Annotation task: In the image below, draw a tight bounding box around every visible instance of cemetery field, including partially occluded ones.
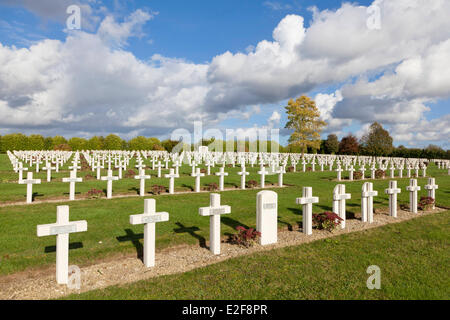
[0,154,449,278]
[64,210,450,300]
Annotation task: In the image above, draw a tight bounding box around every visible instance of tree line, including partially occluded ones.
[0,131,448,159]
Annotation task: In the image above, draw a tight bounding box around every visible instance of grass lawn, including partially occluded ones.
[0,154,449,278]
[63,211,450,300]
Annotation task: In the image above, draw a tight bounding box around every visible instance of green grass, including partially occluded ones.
[0,154,449,277]
[63,211,450,300]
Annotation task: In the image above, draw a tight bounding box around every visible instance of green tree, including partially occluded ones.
[338,134,359,155]
[284,95,327,156]
[87,136,104,150]
[44,137,54,150]
[68,137,88,151]
[324,134,339,154]
[52,136,68,149]
[1,133,28,151]
[161,139,179,152]
[104,134,123,150]
[27,134,45,150]
[128,136,151,150]
[360,122,393,156]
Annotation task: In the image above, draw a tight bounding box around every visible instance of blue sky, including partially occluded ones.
[0,0,448,149]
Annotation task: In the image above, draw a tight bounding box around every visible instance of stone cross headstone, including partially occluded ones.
[276,166,285,187]
[19,172,41,204]
[192,168,205,193]
[155,161,163,178]
[296,187,319,235]
[43,163,55,182]
[336,166,343,181]
[385,180,401,218]
[332,184,351,229]
[37,205,87,284]
[348,166,355,181]
[199,193,231,255]
[237,165,249,190]
[17,162,28,182]
[256,191,278,245]
[129,199,169,267]
[134,169,151,197]
[94,161,104,180]
[258,166,269,188]
[62,171,83,201]
[215,167,228,191]
[164,169,179,194]
[101,169,119,199]
[361,182,378,223]
[406,178,421,214]
[424,178,438,210]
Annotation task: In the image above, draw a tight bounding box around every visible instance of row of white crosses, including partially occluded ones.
[297,178,439,234]
[37,190,282,286]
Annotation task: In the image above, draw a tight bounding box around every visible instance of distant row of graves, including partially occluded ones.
[4,149,448,287]
[7,149,450,203]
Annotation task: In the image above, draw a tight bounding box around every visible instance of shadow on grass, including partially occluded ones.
[31,192,44,201]
[128,187,142,195]
[287,207,302,216]
[116,229,143,261]
[222,216,249,230]
[45,242,83,253]
[173,222,206,248]
[181,184,194,192]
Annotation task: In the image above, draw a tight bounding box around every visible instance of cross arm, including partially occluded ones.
[37,220,87,237]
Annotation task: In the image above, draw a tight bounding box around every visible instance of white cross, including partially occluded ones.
[215,167,228,191]
[115,161,126,179]
[172,161,181,175]
[164,169,179,194]
[17,162,28,182]
[296,187,319,235]
[336,166,343,181]
[275,166,285,187]
[361,182,378,223]
[154,161,163,178]
[332,184,351,228]
[348,166,355,181]
[406,178,421,214]
[389,164,396,178]
[135,161,146,172]
[205,161,212,175]
[43,163,56,182]
[101,169,119,199]
[258,166,269,188]
[93,161,104,180]
[191,168,205,193]
[199,193,231,255]
[130,199,169,267]
[37,205,87,284]
[424,178,438,210]
[19,172,41,204]
[385,180,401,218]
[359,165,366,180]
[237,165,249,190]
[134,168,151,197]
[69,163,81,175]
[62,171,83,201]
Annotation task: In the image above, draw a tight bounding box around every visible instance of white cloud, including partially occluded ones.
[0,0,448,148]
